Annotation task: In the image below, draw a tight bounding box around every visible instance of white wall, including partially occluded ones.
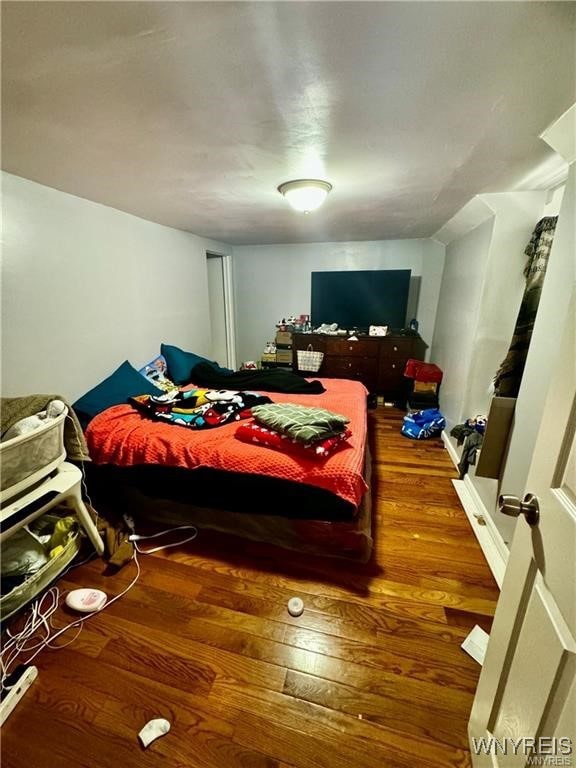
[1,173,231,401]
[463,192,550,420]
[232,239,445,364]
[431,217,495,431]
[501,173,573,499]
[431,187,562,546]
[431,192,548,428]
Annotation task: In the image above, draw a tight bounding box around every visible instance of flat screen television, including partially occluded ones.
[311,269,411,331]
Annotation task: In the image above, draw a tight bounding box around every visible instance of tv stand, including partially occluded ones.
[292,333,427,405]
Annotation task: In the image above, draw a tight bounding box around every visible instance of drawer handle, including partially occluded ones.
[348,362,352,368]
[349,345,353,351]
[392,364,396,369]
[393,346,398,352]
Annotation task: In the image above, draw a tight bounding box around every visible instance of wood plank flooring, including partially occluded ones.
[1,406,499,767]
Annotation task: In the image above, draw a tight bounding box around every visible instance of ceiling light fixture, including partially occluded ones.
[277,179,332,213]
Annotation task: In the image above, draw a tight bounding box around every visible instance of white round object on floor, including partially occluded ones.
[287,597,304,617]
[65,588,107,613]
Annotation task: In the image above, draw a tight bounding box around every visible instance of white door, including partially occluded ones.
[206,253,230,368]
[468,287,576,766]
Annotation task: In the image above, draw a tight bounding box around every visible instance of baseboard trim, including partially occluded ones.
[443,430,508,589]
[452,478,508,589]
[442,431,460,469]
[464,474,510,567]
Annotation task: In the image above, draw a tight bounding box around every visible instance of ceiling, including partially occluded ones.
[2,2,575,245]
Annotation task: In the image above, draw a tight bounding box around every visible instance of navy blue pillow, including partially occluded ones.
[161,343,232,385]
[73,360,159,428]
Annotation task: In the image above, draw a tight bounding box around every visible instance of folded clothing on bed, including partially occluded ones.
[236,422,351,460]
[251,403,349,445]
[130,388,272,430]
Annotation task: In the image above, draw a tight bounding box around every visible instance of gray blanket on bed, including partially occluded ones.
[1,395,90,462]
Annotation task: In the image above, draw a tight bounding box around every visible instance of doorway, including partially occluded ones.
[206,252,236,369]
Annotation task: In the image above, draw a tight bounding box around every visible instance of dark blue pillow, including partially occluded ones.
[161,343,232,384]
[73,360,159,428]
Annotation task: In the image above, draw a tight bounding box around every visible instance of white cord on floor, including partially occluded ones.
[0,552,141,693]
[129,524,198,554]
[1,517,198,692]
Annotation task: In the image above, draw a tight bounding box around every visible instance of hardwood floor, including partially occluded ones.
[2,407,499,768]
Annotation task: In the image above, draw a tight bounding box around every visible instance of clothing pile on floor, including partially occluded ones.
[450,415,487,478]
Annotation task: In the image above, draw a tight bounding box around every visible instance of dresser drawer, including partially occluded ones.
[378,358,405,387]
[379,339,412,359]
[326,339,377,358]
[324,357,377,382]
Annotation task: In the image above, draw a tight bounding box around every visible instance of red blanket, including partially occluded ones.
[235,422,352,459]
[86,378,369,510]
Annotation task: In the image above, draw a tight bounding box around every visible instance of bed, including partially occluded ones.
[84,377,373,561]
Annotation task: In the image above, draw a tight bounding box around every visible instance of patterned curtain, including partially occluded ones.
[493,216,558,397]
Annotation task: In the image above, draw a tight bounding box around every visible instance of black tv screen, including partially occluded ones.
[311,269,411,330]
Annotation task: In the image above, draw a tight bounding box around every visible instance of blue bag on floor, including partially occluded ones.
[401,408,446,439]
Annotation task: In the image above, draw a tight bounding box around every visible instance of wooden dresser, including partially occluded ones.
[292,333,427,403]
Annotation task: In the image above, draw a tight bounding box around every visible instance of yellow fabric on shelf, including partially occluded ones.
[48,516,77,558]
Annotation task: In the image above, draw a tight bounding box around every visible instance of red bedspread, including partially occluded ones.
[85,378,369,510]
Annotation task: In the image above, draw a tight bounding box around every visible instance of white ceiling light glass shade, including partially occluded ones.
[277,179,333,213]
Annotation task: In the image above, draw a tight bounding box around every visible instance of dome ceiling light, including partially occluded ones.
[277,179,333,213]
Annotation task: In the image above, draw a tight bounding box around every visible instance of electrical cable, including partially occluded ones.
[0,552,141,693]
[1,513,197,692]
[129,525,198,554]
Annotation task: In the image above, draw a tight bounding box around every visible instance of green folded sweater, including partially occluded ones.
[251,403,349,445]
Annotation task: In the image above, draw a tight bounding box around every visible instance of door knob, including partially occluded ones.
[498,493,540,526]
